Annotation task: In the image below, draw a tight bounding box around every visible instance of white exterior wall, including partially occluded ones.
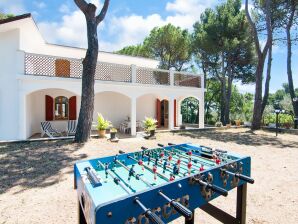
[94,92,130,128]
[0,29,20,140]
[0,16,205,140]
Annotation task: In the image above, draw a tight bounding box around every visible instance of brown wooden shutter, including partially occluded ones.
[156,99,161,128]
[45,95,54,121]
[55,59,70,77]
[174,99,177,127]
[69,96,77,120]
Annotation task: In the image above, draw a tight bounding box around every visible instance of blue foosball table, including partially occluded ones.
[74,143,254,224]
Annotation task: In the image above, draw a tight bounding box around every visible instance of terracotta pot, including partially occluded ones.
[98,129,106,138]
[236,120,241,126]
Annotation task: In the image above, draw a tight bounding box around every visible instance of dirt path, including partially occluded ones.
[0,128,297,223]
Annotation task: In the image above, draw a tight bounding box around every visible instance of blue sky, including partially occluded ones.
[0,0,297,94]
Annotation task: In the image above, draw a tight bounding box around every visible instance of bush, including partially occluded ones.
[96,113,111,130]
[264,113,294,128]
[215,121,222,127]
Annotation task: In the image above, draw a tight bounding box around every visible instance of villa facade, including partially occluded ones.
[0,14,205,141]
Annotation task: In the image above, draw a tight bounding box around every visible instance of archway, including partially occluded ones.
[180,97,200,125]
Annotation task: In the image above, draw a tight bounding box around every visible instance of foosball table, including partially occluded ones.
[74,143,254,224]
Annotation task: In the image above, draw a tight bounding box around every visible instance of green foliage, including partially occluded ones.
[110,128,117,133]
[181,97,199,124]
[0,13,14,20]
[116,44,151,58]
[264,113,294,128]
[215,121,223,127]
[96,113,111,130]
[142,117,157,132]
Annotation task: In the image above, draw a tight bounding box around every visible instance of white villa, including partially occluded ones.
[0,14,205,141]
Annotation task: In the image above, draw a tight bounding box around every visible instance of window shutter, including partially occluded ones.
[156,99,161,128]
[45,95,54,121]
[174,99,177,127]
[69,96,77,120]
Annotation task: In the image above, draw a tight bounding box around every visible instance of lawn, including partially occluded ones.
[0,128,297,223]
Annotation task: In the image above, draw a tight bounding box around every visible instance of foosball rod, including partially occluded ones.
[221,169,255,184]
[192,176,228,197]
[157,144,212,167]
[140,149,188,177]
[127,155,170,181]
[134,197,165,224]
[165,143,217,165]
[144,150,202,176]
[97,160,132,194]
[118,152,193,219]
[114,158,153,187]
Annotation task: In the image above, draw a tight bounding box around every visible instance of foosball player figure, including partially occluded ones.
[138,159,144,171]
[104,163,109,179]
[199,164,204,172]
[160,151,164,163]
[173,164,179,175]
[177,157,181,170]
[170,174,175,182]
[163,161,167,174]
[167,153,173,168]
[147,154,151,165]
[155,158,159,166]
[213,155,221,165]
[128,165,135,181]
[187,158,192,175]
[152,165,157,181]
[187,151,192,157]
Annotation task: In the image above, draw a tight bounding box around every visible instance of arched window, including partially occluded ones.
[54,96,69,120]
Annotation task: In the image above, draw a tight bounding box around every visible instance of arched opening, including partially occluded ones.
[26,88,79,138]
[180,97,200,125]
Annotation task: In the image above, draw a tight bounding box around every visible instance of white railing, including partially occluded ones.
[24,52,202,88]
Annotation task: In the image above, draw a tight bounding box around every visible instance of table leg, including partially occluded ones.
[185,210,195,224]
[236,183,247,224]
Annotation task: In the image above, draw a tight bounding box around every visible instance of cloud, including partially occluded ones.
[0,0,26,14]
[38,0,217,51]
[33,1,46,9]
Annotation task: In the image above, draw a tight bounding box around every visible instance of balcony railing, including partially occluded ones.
[24,52,202,88]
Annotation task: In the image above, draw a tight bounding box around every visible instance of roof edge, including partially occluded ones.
[0,13,31,25]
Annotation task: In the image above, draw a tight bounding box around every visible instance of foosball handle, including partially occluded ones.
[235,173,255,184]
[168,143,176,146]
[85,167,101,187]
[119,150,126,154]
[141,146,148,150]
[207,183,228,197]
[157,143,165,147]
[170,200,193,220]
[145,210,164,224]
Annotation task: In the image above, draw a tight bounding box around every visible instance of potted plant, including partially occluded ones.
[235,119,241,127]
[96,113,111,138]
[143,117,157,137]
[110,128,117,139]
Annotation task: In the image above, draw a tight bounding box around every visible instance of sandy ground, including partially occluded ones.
[0,128,297,224]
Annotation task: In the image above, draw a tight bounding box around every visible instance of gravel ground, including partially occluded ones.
[0,128,297,224]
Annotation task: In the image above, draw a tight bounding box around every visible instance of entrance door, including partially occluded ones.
[160,100,168,128]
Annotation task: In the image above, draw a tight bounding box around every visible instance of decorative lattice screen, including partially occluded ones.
[174,73,201,88]
[95,62,132,82]
[136,67,170,85]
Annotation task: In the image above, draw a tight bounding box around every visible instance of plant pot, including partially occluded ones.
[98,129,106,138]
[110,132,116,139]
[226,124,231,128]
[235,120,241,126]
[149,129,155,137]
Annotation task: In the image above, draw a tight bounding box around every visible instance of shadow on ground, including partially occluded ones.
[176,129,297,148]
[0,140,87,194]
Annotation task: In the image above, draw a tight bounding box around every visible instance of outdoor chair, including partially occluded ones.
[41,121,62,138]
[67,120,77,136]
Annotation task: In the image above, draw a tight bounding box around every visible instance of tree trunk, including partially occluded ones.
[286,5,298,121]
[224,66,233,125]
[252,55,266,130]
[220,52,226,125]
[261,44,272,115]
[75,19,98,143]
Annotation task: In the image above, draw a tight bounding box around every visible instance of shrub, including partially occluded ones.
[215,121,222,127]
[96,113,111,130]
[143,117,157,132]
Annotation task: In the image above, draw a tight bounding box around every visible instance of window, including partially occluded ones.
[55,59,70,77]
[54,96,69,120]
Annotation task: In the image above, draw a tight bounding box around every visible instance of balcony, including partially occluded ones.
[24,52,202,88]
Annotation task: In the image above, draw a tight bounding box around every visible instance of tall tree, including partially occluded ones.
[0,13,14,20]
[245,0,273,129]
[193,0,256,125]
[116,44,151,58]
[143,24,192,71]
[74,0,110,143]
[284,0,298,127]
